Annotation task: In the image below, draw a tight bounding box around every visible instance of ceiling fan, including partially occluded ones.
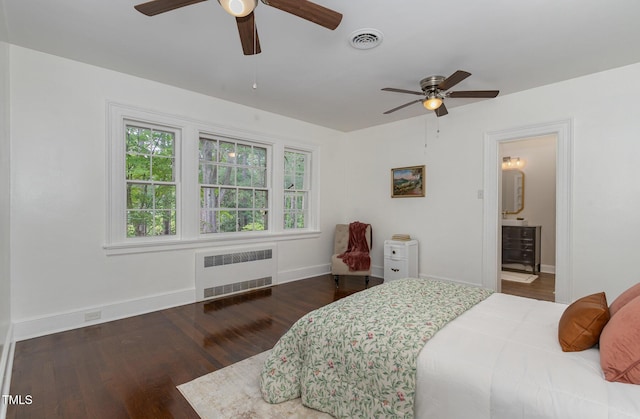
[381,70,499,117]
[133,0,342,55]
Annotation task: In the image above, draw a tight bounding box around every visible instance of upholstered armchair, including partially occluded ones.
[331,222,372,288]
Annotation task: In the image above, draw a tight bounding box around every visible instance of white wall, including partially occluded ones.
[347,62,640,302]
[8,44,640,339]
[346,114,486,287]
[0,40,11,411]
[9,46,348,339]
[501,136,556,269]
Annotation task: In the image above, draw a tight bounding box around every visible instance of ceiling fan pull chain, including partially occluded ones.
[424,115,428,154]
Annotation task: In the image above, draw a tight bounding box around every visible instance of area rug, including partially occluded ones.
[501,270,538,283]
[177,350,332,419]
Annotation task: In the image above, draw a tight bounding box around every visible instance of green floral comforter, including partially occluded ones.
[259,278,493,418]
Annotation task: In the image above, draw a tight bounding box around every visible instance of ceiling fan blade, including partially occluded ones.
[261,0,342,30]
[435,102,448,117]
[438,70,471,91]
[381,87,425,96]
[134,0,206,16]
[448,90,500,98]
[236,13,261,55]
[383,99,423,115]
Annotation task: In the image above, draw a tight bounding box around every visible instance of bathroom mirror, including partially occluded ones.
[502,169,524,214]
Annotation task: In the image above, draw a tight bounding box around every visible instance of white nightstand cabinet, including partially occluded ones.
[383,240,419,282]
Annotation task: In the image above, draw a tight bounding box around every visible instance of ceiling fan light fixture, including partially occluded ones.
[218,0,257,17]
[423,96,442,111]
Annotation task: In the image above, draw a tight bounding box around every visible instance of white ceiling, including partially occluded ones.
[2,0,640,132]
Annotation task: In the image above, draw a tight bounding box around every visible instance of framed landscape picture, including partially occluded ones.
[391,165,425,198]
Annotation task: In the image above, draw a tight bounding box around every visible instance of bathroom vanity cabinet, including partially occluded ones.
[502,225,541,273]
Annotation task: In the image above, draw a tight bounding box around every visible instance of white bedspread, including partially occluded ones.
[415,293,640,419]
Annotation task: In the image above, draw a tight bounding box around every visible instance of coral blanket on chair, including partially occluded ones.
[338,222,371,271]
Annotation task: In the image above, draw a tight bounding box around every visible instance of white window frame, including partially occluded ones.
[197,133,272,235]
[106,105,184,247]
[105,102,320,255]
[283,148,312,230]
[125,123,180,238]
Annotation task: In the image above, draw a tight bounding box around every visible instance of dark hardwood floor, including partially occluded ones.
[7,275,382,419]
[501,271,556,302]
[8,272,554,418]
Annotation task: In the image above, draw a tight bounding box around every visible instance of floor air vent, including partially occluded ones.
[195,245,277,302]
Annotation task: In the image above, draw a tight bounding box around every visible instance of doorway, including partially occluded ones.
[499,136,556,301]
[482,120,573,304]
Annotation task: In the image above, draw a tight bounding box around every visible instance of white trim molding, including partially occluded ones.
[12,289,194,341]
[1,324,14,419]
[105,101,322,255]
[483,119,573,303]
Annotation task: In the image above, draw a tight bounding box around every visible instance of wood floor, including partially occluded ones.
[8,272,553,418]
[501,270,556,302]
[7,275,382,419]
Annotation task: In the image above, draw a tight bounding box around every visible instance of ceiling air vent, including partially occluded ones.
[349,28,383,50]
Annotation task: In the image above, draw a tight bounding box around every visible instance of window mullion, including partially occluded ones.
[271,144,284,232]
[180,125,199,240]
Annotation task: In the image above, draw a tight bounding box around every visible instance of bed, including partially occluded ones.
[260,278,640,418]
[415,292,640,418]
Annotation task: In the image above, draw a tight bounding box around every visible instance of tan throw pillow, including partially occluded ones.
[600,295,640,384]
[558,292,610,352]
[609,282,640,318]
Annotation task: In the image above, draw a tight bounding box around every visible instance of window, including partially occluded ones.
[283,149,310,229]
[106,103,319,253]
[199,136,269,234]
[126,125,177,237]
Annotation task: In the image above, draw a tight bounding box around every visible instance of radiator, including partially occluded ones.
[195,244,278,302]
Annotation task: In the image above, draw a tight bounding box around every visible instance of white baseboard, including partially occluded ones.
[540,264,556,274]
[12,288,195,341]
[14,263,353,341]
[502,263,556,274]
[1,324,14,419]
[371,265,383,279]
[11,263,389,342]
[277,264,330,284]
[278,264,383,284]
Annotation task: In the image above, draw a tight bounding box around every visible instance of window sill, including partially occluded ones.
[104,230,321,256]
